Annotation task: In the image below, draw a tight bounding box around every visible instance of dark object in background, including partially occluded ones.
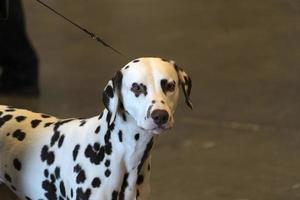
[0,0,9,20]
[0,0,39,95]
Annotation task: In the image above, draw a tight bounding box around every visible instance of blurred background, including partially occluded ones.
[1,0,300,199]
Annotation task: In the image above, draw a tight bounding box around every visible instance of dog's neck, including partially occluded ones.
[100,109,155,172]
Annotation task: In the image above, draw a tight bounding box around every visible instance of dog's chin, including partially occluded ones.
[140,126,172,134]
[137,119,174,134]
[152,127,171,134]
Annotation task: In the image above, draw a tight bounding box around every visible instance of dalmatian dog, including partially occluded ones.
[0,57,192,200]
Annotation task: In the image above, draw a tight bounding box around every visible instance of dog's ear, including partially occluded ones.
[102,71,123,125]
[171,61,193,110]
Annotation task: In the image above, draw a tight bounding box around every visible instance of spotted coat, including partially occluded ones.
[0,57,192,200]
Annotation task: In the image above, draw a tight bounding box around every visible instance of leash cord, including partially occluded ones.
[36,0,125,57]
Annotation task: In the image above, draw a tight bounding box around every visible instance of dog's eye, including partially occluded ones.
[161,79,176,94]
[131,83,142,92]
[166,82,175,92]
[131,83,147,97]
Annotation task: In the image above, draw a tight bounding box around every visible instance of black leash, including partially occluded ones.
[36,0,125,57]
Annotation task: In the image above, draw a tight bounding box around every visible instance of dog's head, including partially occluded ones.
[103,57,192,134]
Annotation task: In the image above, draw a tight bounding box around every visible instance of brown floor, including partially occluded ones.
[1,0,300,199]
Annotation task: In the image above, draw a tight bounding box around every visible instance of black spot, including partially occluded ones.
[118,130,123,142]
[91,177,101,188]
[105,159,110,167]
[76,169,86,184]
[41,114,51,118]
[104,130,112,155]
[152,100,156,104]
[136,189,140,198]
[44,122,54,127]
[134,133,140,141]
[76,187,91,200]
[12,129,26,141]
[108,122,115,131]
[133,59,140,63]
[141,83,148,96]
[55,167,60,179]
[60,181,66,197]
[42,179,57,200]
[41,145,55,165]
[51,119,74,147]
[50,174,56,183]
[93,142,100,151]
[31,119,42,128]
[119,173,128,200]
[138,138,154,173]
[105,169,111,177]
[44,169,49,178]
[15,116,26,122]
[98,112,103,120]
[124,65,130,69]
[4,173,12,182]
[0,114,13,127]
[74,164,86,184]
[6,133,10,136]
[79,120,86,127]
[74,164,82,173]
[161,100,165,104]
[13,159,22,171]
[146,105,154,119]
[136,175,144,185]
[25,196,32,200]
[50,130,60,147]
[58,135,65,148]
[71,188,73,198]
[148,164,151,171]
[84,143,105,165]
[73,145,80,161]
[112,190,119,200]
[106,111,112,124]
[95,126,101,134]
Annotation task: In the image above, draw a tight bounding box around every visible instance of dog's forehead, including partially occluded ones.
[121,58,178,83]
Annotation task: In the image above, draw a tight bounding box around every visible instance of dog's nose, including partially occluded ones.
[151,109,169,126]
